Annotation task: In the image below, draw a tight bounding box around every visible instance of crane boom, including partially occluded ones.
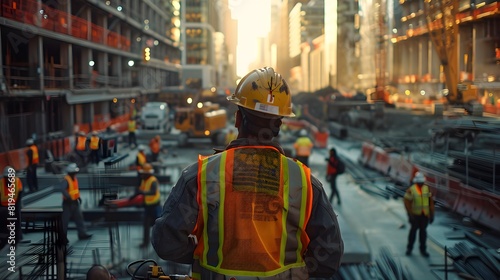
[423,0,459,103]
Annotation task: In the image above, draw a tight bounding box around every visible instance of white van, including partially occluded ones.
[140,102,171,132]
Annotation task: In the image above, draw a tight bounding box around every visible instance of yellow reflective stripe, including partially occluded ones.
[217,151,227,269]
[200,156,210,266]
[296,160,308,261]
[279,155,289,266]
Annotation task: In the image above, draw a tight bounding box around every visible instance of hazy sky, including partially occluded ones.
[229,0,271,77]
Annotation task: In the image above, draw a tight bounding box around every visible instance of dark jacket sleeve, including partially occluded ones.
[152,163,199,263]
[305,176,344,278]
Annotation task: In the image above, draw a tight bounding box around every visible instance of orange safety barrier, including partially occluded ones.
[314,131,328,148]
[359,142,375,167]
[388,154,416,186]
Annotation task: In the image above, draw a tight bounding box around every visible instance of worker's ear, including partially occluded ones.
[234,110,242,128]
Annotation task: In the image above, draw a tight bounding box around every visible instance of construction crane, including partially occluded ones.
[423,0,482,115]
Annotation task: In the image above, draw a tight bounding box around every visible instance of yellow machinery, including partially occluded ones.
[174,101,228,147]
[423,0,483,116]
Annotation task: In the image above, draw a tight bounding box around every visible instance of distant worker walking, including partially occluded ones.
[0,166,23,249]
[128,117,137,148]
[25,138,39,192]
[326,147,342,205]
[59,163,92,243]
[404,172,434,257]
[224,128,237,145]
[89,131,101,165]
[293,129,314,166]
[149,135,161,162]
[130,163,160,247]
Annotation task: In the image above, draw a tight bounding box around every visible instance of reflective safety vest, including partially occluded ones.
[137,152,146,170]
[90,136,100,150]
[405,184,431,216]
[128,120,136,132]
[294,137,313,156]
[76,136,87,151]
[64,175,80,201]
[29,145,39,164]
[139,176,160,205]
[193,146,313,278]
[1,177,22,207]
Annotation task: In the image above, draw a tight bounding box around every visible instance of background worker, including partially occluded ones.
[293,129,314,166]
[59,163,92,243]
[149,135,161,162]
[0,166,23,249]
[75,131,88,160]
[130,163,160,247]
[152,67,343,279]
[25,138,39,192]
[128,117,137,148]
[136,145,147,171]
[404,171,434,257]
[224,128,237,145]
[326,147,342,205]
[89,131,101,165]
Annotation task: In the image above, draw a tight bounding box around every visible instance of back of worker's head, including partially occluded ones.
[227,67,294,141]
[86,264,112,280]
[26,138,34,146]
[413,172,425,184]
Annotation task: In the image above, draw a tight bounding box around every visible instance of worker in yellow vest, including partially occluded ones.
[128,117,137,148]
[130,163,160,247]
[60,163,92,243]
[0,166,23,249]
[136,145,147,171]
[404,172,435,257]
[25,138,39,192]
[152,67,343,279]
[89,131,101,165]
[293,129,314,166]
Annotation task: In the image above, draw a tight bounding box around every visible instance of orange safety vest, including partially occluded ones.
[76,136,87,151]
[193,146,313,278]
[28,145,39,164]
[128,120,136,132]
[137,152,146,170]
[1,177,22,207]
[405,184,431,216]
[294,137,313,156]
[90,136,100,150]
[64,175,80,201]
[139,176,160,205]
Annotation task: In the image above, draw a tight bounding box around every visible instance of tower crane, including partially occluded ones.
[423,0,483,116]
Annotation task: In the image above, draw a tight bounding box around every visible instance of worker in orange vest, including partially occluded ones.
[75,131,88,159]
[89,131,101,165]
[130,163,160,247]
[0,166,24,249]
[25,138,39,192]
[404,172,435,257]
[59,163,92,243]
[152,67,343,279]
[293,129,314,166]
[149,135,161,162]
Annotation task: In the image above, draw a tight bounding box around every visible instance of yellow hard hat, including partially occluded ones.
[139,163,154,174]
[227,67,295,117]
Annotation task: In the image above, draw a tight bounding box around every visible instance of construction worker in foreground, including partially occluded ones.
[293,129,314,166]
[59,163,92,243]
[130,163,160,248]
[0,166,23,249]
[89,131,101,165]
[25,138,39,192]
[152,67,344,279]
[404,171,435,257]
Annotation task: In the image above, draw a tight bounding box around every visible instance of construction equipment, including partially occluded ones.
[174,101,227,147]
[423,0,483,116]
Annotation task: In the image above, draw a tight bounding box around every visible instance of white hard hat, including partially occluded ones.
[299,129,307,136]
[413,172,425,183]
[138,145,146,151]
[3,166,13,177]
[66,163,80,174]
[26,138,34,145]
